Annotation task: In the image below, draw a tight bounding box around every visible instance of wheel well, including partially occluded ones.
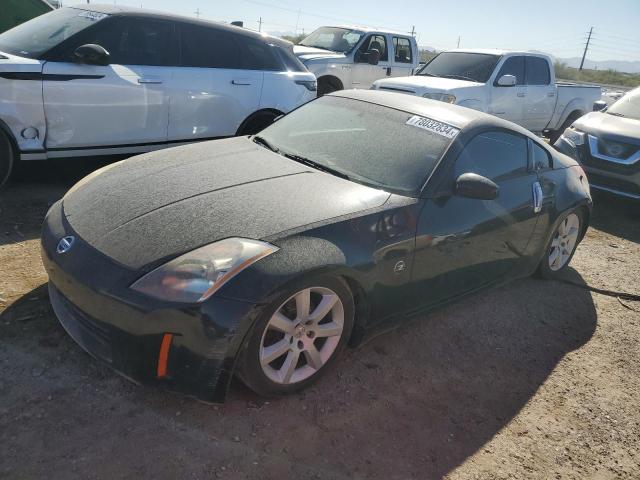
[0,118,19,157]
[576,205,591,242]
[318,75,343,91]
[564,110,584,127]
[340,274,370,346]
[236,108,284,136]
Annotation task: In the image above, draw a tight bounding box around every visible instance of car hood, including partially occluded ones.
[573,111,640,144]
[374,75,482,94]
[62,137,391,269]
[293,45,346,62]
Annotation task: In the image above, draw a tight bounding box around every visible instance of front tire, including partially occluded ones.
[0,130,15,189]
[537,209,584,279]
[237,274,354,397]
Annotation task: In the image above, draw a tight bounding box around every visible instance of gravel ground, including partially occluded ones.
[1,162,639,479]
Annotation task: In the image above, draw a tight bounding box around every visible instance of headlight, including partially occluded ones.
[130,238,279,303]
[561,127,585,147]
[423,93,456,104]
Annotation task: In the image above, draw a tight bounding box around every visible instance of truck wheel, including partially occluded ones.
[318,77,342,97]
[547,111,582,144]
[0,130,15,189]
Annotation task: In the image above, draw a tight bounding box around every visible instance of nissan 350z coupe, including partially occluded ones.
[42,90,592,401]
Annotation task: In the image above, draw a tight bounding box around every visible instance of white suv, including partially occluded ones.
[0,5,317,186]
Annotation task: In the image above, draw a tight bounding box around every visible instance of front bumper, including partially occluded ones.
[41,201,262,403]
[555,135,640,200]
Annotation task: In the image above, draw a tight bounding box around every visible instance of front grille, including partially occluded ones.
[49,285,113,363]
[587,172,640,196]
[583,136,640,174]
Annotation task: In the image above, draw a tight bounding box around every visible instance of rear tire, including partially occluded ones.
[536,209,585,279]
[0,130,15,189]
[317,77,342,96]
[237,111,280,136]
[237,274,354,397]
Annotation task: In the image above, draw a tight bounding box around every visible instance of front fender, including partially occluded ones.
[456,99,486,112]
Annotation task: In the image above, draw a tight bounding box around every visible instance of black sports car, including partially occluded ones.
[42,90,592,401]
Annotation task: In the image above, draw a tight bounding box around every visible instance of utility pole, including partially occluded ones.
[457,36,460,48]
[580,27,593,71]
[194,8,201,18]
[410,26,415,36]
[258,17,263,32]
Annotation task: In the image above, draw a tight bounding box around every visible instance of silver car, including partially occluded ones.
[555,87,640,201]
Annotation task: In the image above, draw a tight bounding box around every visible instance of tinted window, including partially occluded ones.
[275,46,307,72]
[259,96,456,195]
[607,87,640,121]
[356,34,388,62]
[299,27,363,53]
[393,37,412,63]
[0,7,108,58]
[240,38,281,71]
[455,131,528,181]
[417,52,500,83]
[181,24,241,69]
[526,56,550,85]
[532,142,552,169]
[496,56,525,85]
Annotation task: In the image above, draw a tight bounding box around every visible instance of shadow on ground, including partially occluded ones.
[0,267,597,479]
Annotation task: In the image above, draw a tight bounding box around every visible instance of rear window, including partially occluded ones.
[239,38,282,71]
[393,37,413,63]
[526,57,551,85]
[180,24,241,69]
[258,96,458,196]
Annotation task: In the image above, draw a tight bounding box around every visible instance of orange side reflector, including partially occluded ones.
[157,333,173,378]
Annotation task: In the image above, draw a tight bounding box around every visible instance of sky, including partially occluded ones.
[74,0,640,62]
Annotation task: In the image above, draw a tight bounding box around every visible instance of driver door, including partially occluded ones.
[410,130,540,310]
[42,16,175,150]
[489,56,526,126]
[351,34,391,89]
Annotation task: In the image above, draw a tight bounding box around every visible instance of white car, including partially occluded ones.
[293,26,419,95]
[373,49,601,141]
[0,5,317,186]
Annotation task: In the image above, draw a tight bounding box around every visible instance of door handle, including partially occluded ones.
[232,79,252,86]
[532,182,543,213]
[138,78,163,84]
[547,92,556,97]
[517,92,526,98]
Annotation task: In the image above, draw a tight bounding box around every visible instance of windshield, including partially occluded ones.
[299,27,363,53]
[607,88,640,121]
[0,7,107,59]
[257,96,457,196]
[417,52,501,83]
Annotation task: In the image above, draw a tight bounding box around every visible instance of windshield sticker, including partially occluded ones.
[77,11,108,21]
[406,116,460,139]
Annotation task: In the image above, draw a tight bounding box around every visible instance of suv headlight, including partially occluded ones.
[561,127,585,147]
[423,93,456,104]
[130,238,279,303]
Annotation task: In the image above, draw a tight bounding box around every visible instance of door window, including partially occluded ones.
[393,37,412,63]
[455,131,528,181]
[525,56,551,85]
[239,37,282,71]
[495,56,525,85]
[531,141,552,170]
[180,24,242,69]
[355,34,388,63]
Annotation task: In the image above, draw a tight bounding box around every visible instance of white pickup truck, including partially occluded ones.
[293,26,419,95]
[372,49,602,140]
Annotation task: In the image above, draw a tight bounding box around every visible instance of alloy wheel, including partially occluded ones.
[259,287,344,384]
[548,213,580,271]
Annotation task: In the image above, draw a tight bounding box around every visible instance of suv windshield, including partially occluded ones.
[417,52,501,83]
[607,88,640,122]
[257,96,456,196]
[299,27,363,53]
[0,7,107,59]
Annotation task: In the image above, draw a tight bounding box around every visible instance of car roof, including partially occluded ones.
[68,4,291,48]
[322,25,414,37]
[330,89,544,139]
[444,48,551,58]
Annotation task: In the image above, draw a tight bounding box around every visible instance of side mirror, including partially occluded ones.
[497,74,517,87]
[74,44,110,66]
[593,100,607,112]
[367,49,380,65]
[455,173,499,200]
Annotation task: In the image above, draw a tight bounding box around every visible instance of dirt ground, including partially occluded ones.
[1,161,639,479]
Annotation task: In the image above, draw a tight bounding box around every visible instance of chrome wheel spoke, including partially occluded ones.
[316,322,342,338]
[549,247,561,268]
[303,344,323,370]
[295,289,311,321]
[309,294,338,323]
[280,350,300,383]
[269,312,295,334]
[260,339,290,366]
